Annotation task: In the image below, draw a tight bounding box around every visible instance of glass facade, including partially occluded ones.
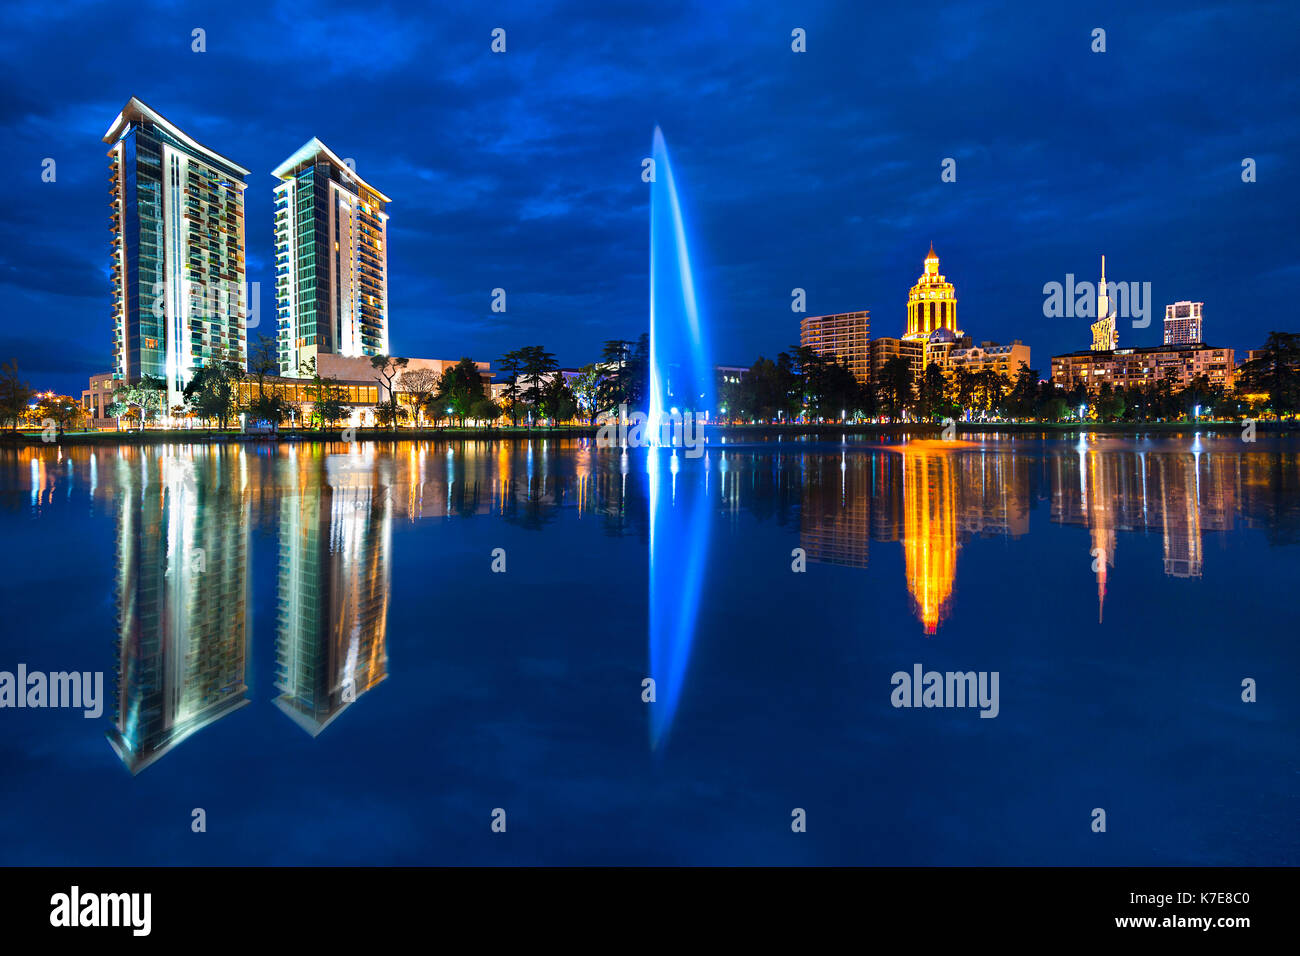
[105,98,249,408]
[274,139,390,377]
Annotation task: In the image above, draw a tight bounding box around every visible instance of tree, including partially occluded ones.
[953,366,977,416]
[316,383,347,428]
[916,362,948,422]
[398,367,439,426]
[247,392,287,429]
[1095,382,1126,422]
[497,349,525,426]
[629,333,650,406]
[518,346,559,421]
[878,356,913,422]
[434,358,487,427]
[572,364,602,424]
[471,396,501,425]
[542,373,578,425]
[976,369,1008,416]
[598,340,635,412]
[183,364,239,431]
[114,374,166,429]
[34,395,85,436]
[0,360,31,432]
[298,356,327,429]
[717,356,794,422]
[1180,373,1218,420]
[370,354,409,432]
[247,334,279,399]
[790,345,830,419]
[1004,362,1039,420]
[1238,331,1300,417]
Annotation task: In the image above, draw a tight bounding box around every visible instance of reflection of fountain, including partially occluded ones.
[648,128,713,750]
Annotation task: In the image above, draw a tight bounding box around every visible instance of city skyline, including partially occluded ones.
[1,1,1294,397]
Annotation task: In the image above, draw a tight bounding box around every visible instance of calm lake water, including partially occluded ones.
[0,434,1296,865]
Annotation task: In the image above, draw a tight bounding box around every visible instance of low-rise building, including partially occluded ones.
[236,375,381,426]
[946,340,1032,379]
[81,371,119,429]
[1051,343,1235,392]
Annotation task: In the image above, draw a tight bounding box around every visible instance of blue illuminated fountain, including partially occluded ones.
[647,127,714,750]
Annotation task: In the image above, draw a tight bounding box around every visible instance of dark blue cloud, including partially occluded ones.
[0,0,1295,393]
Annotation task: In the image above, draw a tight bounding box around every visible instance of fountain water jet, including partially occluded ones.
[647,127,714,750]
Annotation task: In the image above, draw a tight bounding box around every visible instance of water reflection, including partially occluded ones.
[108,449,252,773]
[648,447,711,751]
[84,439,635,770]
[273,449,391,737]
[4,437,1297,771]
[783,438,1296,633]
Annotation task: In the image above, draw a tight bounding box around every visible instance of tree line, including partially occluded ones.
[719,332,1300,423]
[497,334,650,426]
[6,331,1299,436]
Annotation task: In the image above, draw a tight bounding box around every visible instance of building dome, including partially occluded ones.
[928,326,956,344]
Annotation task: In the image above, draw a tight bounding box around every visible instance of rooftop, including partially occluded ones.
[103,97,250,177]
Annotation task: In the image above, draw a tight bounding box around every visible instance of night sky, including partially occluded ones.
[2,0,1296,395]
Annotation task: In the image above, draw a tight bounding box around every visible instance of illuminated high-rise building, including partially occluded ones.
[104,98,250,410]
[799,311,871,384]
[1091,255,1118,351]
[905,244,960,341]
[107,450,251,773]
[1164,301,1204,345]
[273,139,391,377]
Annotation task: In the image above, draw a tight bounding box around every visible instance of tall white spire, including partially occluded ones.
[1097,254,1111,321]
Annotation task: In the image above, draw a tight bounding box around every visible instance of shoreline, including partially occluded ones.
[2,419,1295,445]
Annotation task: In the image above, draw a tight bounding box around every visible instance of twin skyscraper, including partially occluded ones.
[104,97,391,409]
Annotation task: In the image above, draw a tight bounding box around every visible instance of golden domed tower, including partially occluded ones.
[906,243,960,340]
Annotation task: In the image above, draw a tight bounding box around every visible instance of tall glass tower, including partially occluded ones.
[104,98,250,410]
[272,139,391,377]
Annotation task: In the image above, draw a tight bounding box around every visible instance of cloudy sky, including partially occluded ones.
[2,0,1296,394]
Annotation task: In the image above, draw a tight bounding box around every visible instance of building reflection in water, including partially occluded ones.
[897,445,960,634]
[107,448,251,774]
[797,441,1029,634]
[38,435,1285,770]
[1052,439,1239,620]
[273,448,392,736]
[791,439,1252,634]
